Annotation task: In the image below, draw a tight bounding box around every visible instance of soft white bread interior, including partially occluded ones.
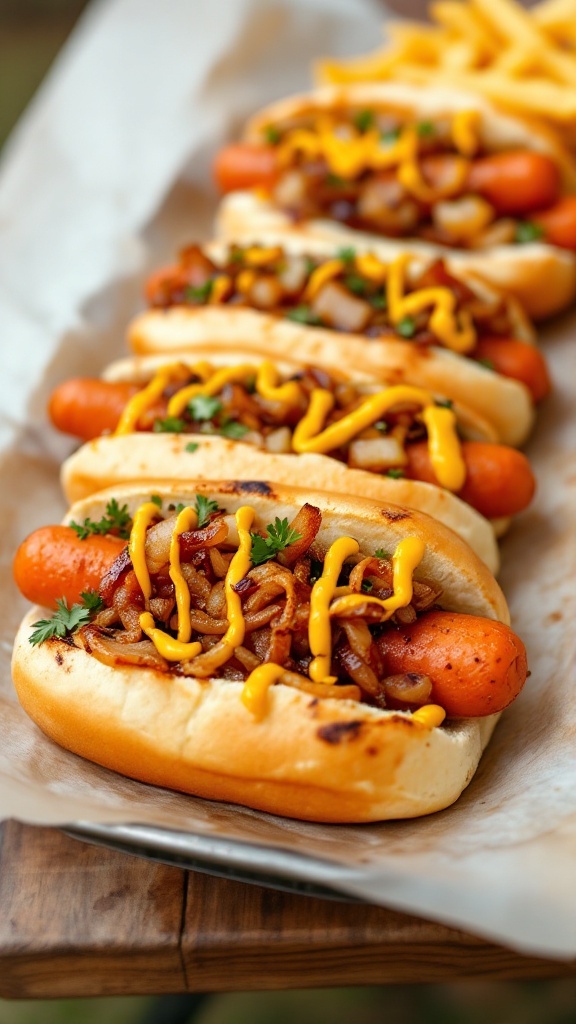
[12,480,508,822]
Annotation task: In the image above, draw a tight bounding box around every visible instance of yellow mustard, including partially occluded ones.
[387,254,476,354]
[241,662,285,718]
[329,536,425,620]
[292,383,466,492]
[411,704,446,728]
[308,536,361,683]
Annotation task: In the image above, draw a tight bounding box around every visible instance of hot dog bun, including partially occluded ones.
[57,349,501,571]
[12,480,511,822]
[216,82,576,320]
[128,306,534,448]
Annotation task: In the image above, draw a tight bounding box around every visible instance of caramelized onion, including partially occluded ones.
[74,626,169,671]
[276,503,322,566]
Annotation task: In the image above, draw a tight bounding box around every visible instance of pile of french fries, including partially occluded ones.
[316,0,576,145]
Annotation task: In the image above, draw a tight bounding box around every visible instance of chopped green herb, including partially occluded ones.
[153,416,186,434]
[150,494,163,508]
[417,120,435,137]
[250,518,302,566]
[361,579,373,592]
[194,494,220,529]
[264,125,281,144]
[381,126,401,144]
[353,109,375,133]
[185,280,214,303]
[336,246,356,265]
[304,257,318,276]
[435,398,454,409]
[374,548,391,560]
[369,291,388,310]
[285,305,323,326]
[477,358,495,371]
[344,274,367,295]
[374,420,389,433]
[326,172,345,186]
[80,590,105,612]
[515,221,544,244]
[385,468,405,479]
[396,316,416,338]
[185,442,199,453]
[169,502,187,515]
[187,394,223,421]
[69,498,132,540]
[29,597,95,646]
[219,419,250,440]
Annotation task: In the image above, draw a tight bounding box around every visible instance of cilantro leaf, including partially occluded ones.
[150,494,163,508]
[344,274,367,295]
[435,398,454,409]
[374,548,391,560]
[285,305,323,326]
[396,316,416,338]
[185,280,213,303]
[29,597,93,646]
[185,442,199,453]
[353,109,375,133]
[250,518,302,566]
[264,125,281,144]
[80,590,105,612]
[336,246,356,265]
[515,221,544,244]
[69,499,132,540]
[369,290,387,310]
[477,358,495,371]
[385,468,405,479]
[219,419,249,440]
[194,494,220,529]
[153,416,186,434]
[188,394,223,421]
[417,120,435,137]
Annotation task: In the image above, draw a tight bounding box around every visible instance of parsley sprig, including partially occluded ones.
[69,499,132,540]
[250,518,302,566]
[29,592,104,647]
[195,494,221,528]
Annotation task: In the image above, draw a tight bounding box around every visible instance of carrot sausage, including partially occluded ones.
[213,144,279,194]
[472,337,551,403]
[404,441,535,520]
[467,151,561,215]
[379,610,528,718]
[13,526,126,610]
[534,196,576,250]
[48,379,140,441]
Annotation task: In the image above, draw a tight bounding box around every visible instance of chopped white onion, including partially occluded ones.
[264,426,293,453]
[348,436,407,471]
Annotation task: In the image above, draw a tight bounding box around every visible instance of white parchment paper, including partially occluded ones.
[1,0,575,959]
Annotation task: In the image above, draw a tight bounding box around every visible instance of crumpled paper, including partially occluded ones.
[1,0,575,960]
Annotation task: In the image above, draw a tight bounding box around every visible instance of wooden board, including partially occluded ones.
[0,820,575,999]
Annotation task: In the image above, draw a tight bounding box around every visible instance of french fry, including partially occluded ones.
[314,0,576,143]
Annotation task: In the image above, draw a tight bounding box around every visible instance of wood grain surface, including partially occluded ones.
[0,820,575,999]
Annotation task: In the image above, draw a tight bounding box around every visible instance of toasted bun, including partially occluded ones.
[60,433,500,574]
[229,82,576,320]
[216,190,576,322]
[128,305,534,447]
[12,480,508,822]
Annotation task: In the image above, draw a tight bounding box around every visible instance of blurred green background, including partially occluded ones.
[1,1,576,1021]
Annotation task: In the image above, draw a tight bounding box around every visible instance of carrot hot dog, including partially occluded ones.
[52,355,535,524]
[214,82,576,319]
[128,239,543,449]
[11,481,527,822]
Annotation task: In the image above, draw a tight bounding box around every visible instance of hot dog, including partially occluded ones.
[12,480,527,822]
[128,240,543,448]
[213,82,576,319]
[49,350,538,571]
